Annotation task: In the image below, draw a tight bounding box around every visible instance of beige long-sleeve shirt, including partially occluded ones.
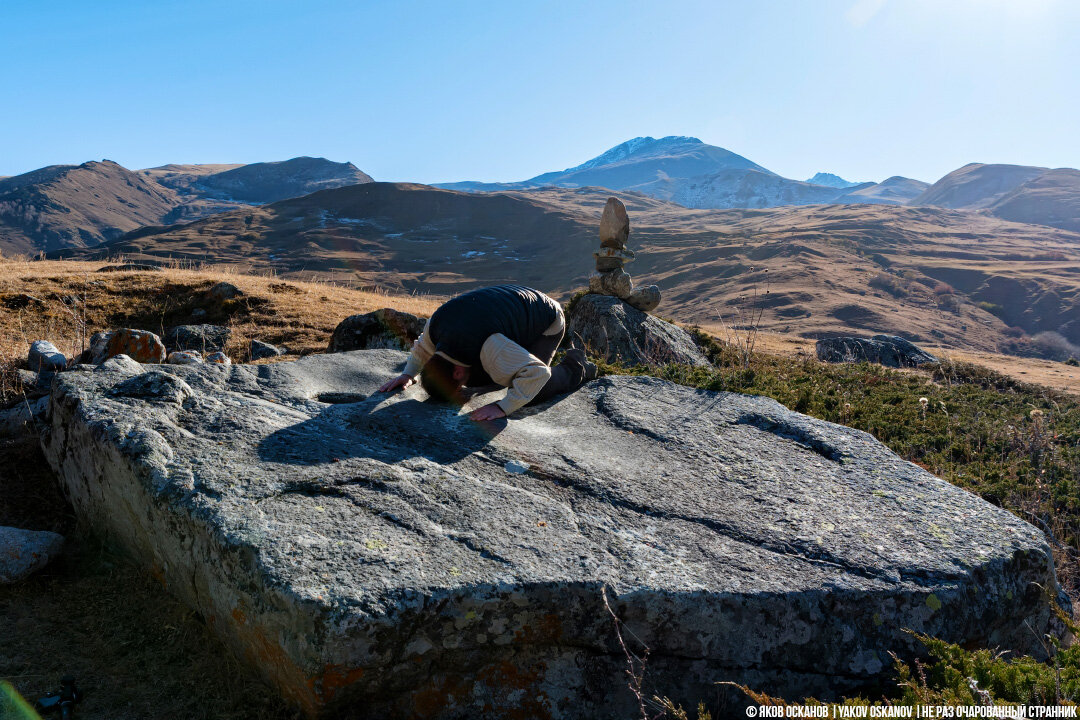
[402,315,564,415]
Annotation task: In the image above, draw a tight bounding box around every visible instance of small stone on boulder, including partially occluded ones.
[168,350,203,365]
[205,352,231,365]
[327,308,425,353]
[0,526,64,584]
[250,340,284,360]
[109,370,194,403]
[567,294,710,367]
[28,341,66,372]
[816,334,938,368]
[166,324,232,353]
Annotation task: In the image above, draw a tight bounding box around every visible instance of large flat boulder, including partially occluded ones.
[42,350,1060,718]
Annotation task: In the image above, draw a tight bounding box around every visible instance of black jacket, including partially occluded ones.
[427,285,560,366]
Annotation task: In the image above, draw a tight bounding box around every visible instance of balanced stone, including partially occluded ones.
[626,284,662,312]
[41,350,1064,718]
[599,197,630,249]
[589,267,633,299]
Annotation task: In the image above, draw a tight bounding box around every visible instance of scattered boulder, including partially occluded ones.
[250,340,284,360]
[0,396,50,438]
[165,324,232,353]
[206,281,244,301]
[96,263,160,272]
[567,293,710,367]
[28,341,66,372]
[168,350,203,365]
[816,334,938,368]
[42,350,1061,717]
[327,308,425,353]
[205,352,231,365]
[96,329,167,364]
[0,526,64,584]
[16,369,55,399]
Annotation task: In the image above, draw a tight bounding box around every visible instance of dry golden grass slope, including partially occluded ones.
[0,259,441,399]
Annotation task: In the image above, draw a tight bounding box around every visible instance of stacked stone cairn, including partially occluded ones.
[588,197,661,312]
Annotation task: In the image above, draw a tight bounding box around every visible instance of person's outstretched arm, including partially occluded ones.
[378,318,434,392]
[469,334,551,419]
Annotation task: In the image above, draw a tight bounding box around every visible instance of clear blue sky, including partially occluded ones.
[2,0,1077,184]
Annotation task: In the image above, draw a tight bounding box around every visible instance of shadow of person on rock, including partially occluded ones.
[258,393,507,467]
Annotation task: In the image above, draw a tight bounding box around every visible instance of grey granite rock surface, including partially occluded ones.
[42,350,1061,718]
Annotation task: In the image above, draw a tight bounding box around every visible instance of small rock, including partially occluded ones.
[28,340,67,372]
[0,396,50,438]
[166,324,232,352]
[328,309,426,353]
[626,285,661,313]
[504,460,530,474]
[104,329,167,364]
[205,352,231,365]
[206,282,243,301]
[0,526,64,584]
[589,268,633,299]
[599,196,630,248]
[191,308,208,320]
[79,331,113,364]
[250,340,284,360]
[168,350,203,365]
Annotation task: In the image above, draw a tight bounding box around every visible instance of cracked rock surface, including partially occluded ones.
[42,350,1061,718]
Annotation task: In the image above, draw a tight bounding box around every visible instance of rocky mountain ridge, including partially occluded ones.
[0,157,374,253]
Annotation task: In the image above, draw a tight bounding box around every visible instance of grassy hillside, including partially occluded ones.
[57,183,1080,357]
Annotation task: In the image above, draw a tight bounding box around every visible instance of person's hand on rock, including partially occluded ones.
[469,403,506,422]
[378,374,414,393]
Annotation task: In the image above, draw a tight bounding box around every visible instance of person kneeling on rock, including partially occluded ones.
[378,284,597,421]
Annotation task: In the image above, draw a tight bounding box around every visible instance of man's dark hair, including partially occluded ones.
[420,355,465,405]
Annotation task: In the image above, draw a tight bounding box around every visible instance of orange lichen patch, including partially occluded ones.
[147,562,168,589]
[309,664,365,705]
[104,328,166,363]
[477,661,552,720]
[223,608,320,718]
[410,676,471,719]
[512,613,564,644]
[409,660,554,719]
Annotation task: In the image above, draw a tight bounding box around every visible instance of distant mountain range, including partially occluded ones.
[437,136,1080,234]
[438,136,931,209]
[0,157,372,252]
